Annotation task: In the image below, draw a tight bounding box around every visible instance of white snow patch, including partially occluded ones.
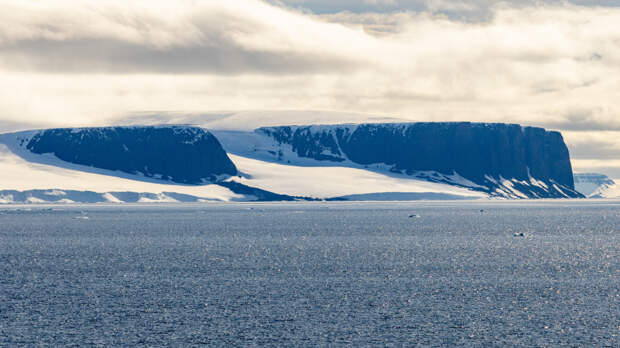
[44,190,66,196]
[526,167,549,189]
[137,194,179,203]
[498,176,529,199]
[0,194,14,204]
[444,172,487,189]
[228,154,485,199]
[26,196,46,204]
[102,192,122,203]
[551,183,570,198]
[484,175,498,185]
[597,180,620,198]
[56,198,75,204]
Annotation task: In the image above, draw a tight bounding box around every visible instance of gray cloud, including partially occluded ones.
[0,120,42,133]
[1,38,356,75]
[571,159,620,177]
[0,1,362,74]
[534,109,620,132]
[280,0,620,19]
[563,131,620,176]
[568,141,620,160]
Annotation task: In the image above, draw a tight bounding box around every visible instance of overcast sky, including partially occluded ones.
[1,0,619,176]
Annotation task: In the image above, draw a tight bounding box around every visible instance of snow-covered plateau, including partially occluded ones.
[0,111,586,203]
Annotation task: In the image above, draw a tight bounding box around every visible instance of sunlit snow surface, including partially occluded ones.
[0,201,618,346]
[229,154,484,199]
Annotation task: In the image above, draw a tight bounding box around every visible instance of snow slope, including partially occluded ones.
[598,182,620,198]
[228,154,485,199]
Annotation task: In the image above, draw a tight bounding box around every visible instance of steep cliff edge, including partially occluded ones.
[24,126,237,184]
[257,122,582,198]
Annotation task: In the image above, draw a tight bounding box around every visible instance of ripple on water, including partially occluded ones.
[0,202,618,346]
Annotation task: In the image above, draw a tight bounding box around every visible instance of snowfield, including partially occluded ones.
[228,154,485,199]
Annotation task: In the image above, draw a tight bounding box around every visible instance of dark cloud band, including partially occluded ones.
[1,38,357,75]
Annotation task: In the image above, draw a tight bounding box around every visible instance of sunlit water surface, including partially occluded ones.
[1,201,618,346]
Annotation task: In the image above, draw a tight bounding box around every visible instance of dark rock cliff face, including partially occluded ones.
[26,126,237,184]
[258,122,582,198]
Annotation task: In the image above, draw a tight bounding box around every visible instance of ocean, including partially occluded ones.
[1,201,618,346]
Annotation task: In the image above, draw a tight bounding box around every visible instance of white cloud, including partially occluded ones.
[0,0,619,174]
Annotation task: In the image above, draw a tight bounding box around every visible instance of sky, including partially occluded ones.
[1,0,620,176]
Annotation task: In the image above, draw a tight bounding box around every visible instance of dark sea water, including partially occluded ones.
[0,201,618,347]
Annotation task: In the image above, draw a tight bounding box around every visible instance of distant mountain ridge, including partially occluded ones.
[574,173,617,198]
[0,120,585,202]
